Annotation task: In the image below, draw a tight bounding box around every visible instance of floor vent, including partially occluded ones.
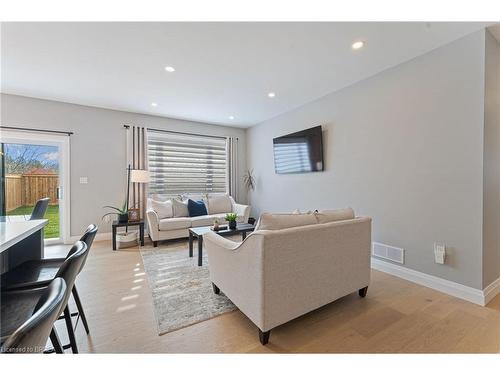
[372,242,404,264]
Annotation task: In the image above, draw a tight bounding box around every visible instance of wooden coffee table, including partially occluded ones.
[188,223,255,266]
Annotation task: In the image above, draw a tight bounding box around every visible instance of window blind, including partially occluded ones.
[147,131,228,197]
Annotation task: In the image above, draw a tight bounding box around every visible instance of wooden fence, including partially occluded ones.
[5,174,59,211]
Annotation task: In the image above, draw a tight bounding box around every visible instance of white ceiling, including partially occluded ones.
[0,22,490,128]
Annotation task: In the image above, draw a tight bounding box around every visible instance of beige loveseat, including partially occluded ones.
[146,194,250,246]
[203,209,372,345]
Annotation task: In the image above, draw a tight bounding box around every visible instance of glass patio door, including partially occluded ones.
[0,130,70,244]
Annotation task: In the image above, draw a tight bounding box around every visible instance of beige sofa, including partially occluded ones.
[203,209,372,345]
[146,195,250,246]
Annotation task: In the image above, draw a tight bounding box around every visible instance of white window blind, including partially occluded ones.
[147,131,228,197]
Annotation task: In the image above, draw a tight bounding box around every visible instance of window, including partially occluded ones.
[147,130,227,197]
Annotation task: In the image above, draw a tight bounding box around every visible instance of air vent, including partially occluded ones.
[372,242,404,264]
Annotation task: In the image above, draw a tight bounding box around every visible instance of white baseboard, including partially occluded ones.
[371,257,488,306]
[68,232,112,243]
[483,276,500,305]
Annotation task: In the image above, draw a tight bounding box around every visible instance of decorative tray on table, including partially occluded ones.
[211,225,228,231]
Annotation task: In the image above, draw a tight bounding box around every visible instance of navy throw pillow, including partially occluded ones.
[187,199,208,217]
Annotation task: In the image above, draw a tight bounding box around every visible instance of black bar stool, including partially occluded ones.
[30,198,50,220]
[1,224,98,335]
[1,278,67,354]
[1,241,88,353]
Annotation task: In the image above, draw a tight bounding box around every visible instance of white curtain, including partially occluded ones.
[126,126,148,220]
[227,137,239,201]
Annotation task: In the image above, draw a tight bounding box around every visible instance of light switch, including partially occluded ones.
[434,243,446,264]
[79,177,88,184]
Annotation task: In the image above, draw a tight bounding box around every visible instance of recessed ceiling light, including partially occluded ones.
[229,116,235,120]
[164,66,175,73]
[351,41,364,50]
[151,102,158,107]
[268,92,276,98]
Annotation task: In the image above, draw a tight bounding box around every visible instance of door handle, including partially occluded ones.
[57,187,62,199]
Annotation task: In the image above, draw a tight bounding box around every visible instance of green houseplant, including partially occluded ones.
[102,200,129,223]
[102,164,145,224]
[243,169,255,191]
[225,213,238,230]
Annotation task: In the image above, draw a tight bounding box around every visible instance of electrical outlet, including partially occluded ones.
[434,243,446,264]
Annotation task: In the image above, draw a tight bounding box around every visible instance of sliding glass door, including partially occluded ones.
[0,130,70,244]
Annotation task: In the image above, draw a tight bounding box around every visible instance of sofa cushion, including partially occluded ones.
[315,208,355,224]
[187,199,208,217]
[190,215,217,227]
[158,217,192,231]
[207,195,232,214]
[172,199,189,217]
[151,193,170,202]
[255,213,317,231]
[150,199,173,219]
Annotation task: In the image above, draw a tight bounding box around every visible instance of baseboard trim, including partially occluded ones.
[483,276,500,305]
[68,232,112,243]
[371,257,486,306]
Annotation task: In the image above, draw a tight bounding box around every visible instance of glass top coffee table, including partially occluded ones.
[189,223,255,266]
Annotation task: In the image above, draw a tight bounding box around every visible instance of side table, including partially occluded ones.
[112,220,145,250]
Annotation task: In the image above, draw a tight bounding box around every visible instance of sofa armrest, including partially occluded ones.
[146,210,160,241]
[232,202,251,223]
[204,231,265,330]
[203,231,242,251]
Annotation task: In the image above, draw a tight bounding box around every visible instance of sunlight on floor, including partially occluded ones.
[121,294,139,301]
[116,304,137,313]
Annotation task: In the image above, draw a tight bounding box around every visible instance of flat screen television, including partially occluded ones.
[273,125,324,174]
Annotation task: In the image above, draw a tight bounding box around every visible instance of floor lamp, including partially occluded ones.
[127,164,151,218]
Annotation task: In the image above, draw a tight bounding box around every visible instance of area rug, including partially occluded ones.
[139,246,237,335]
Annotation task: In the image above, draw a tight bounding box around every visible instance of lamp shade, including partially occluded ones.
[130,169,151,183]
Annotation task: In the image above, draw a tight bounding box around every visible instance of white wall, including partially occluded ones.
[483,30,500,288]
[247,31,486,289]
[1,94,247,236]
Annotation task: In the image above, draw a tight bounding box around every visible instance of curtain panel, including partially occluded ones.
[126,125,148,220]
[227,137,239,202]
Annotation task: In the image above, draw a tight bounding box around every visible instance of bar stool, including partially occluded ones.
[1,224,98,335]
[0,278,66,354]
[1,241,88,353]
[30,198,50,220]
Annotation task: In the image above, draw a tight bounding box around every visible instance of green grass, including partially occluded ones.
[7,205,60,239]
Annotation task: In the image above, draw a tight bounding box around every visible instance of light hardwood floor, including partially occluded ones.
[47,238,500,353]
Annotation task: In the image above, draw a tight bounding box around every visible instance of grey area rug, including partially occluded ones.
[140,246,237,335]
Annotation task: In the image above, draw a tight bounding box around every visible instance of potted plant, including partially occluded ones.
[225,213,238,230]
[243,169,256,191]
[102,200,129,223]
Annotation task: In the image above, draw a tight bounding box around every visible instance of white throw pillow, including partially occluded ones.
[315,208,355,224]
[150,199,173,219]
[172,199,189,217]
[207,195,232,214]
[255,213,317,231]
[151,193,170,202]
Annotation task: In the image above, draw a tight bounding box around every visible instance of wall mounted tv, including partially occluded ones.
[273,125,324,174]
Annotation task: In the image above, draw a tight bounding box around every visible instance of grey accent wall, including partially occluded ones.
[247,31,486,289]
[482,31,500,288]
[0,94,247,236]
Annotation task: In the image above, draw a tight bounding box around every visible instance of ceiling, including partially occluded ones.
[0,22,491,128]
